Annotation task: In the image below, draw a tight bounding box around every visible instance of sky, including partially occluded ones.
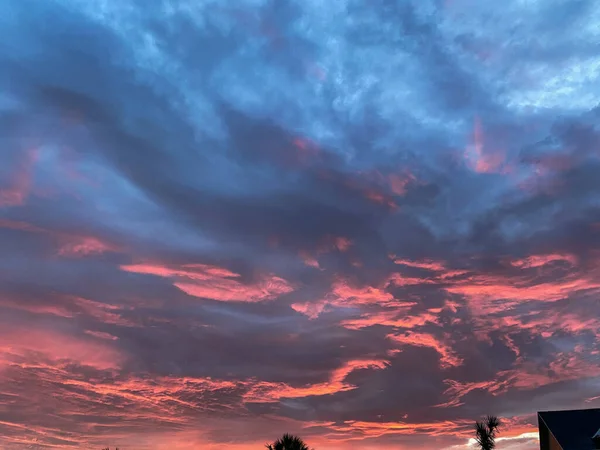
[1,0,600,448]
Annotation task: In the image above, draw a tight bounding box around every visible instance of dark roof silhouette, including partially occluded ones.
[538,408,600,450]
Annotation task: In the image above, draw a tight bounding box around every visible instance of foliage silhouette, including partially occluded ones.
[474,415,501,450]
[265,433,313,450]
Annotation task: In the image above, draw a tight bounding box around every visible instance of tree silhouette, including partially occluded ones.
[474,415,501,450]
[265,433,312,450]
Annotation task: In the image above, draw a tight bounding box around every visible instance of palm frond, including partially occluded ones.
[474,416,501,450]
[267,433,311,450]
[475,421,492,450]
[486,415,501,437]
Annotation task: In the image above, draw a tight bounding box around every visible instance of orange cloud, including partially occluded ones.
[121,263,294,302]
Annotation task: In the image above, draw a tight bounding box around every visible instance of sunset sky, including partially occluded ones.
[1,0,600,449]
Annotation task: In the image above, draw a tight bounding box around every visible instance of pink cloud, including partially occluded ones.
[326,418,473,440]
[332,236,352,252]
[0,295,74,318]
[0,218,46,233]
[0,148,38,207]
[388,172,416,196]
[121,262,294,302]
[328,278,395,306]
[293,272,433,319]
[0,326,124,371]
[437,348,600,408]
[491,350,600,394]
[445,273,600,313]
[57,235,119,257]
[315,235,353,254]
[0,293,135,327]
[436,379,497,408]
[340,308,434,330]
[296,235,353,268]
[387,332,463,368]
[464,117,511,174]
[291,300,328,319]
[292,137,321,165]
[68,295,136,326]
[0,218,120,258]
[509,253,577,269]
[298,250,321,269]
[364,189,398,209]
[84,330,119,341]
[244,359,389,402]
[320,170,398,209]
[393,257,447,271]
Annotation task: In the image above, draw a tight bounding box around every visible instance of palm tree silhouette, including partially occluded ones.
[265,433,312,450]
[474,415,501,450]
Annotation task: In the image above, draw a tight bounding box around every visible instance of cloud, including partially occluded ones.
[0,0,599,448]
[120,262,294,302]
[388,332,463,369]
[0,325,124,371]
[0,149,38,207]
